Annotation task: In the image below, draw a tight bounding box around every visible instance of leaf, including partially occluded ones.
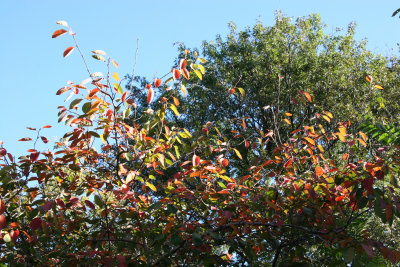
[112,59,119,68]
[374,85,384,90]
[315,166,324,176]
[29,217,42,230]
[147,88,154,104]
[181,82,187,96]
[56,20,68,27]
[179,59,187,69]
[361,243,374,258]
[92,50,107,56]
[193,154,200,166]
[112,72,120,82]
[237,87,245,96]
[192,233,203,246]
[304,137,315,146]
[114,83,123,95]
[170,104,180,116]
[52,29,67,38]
[198,58,207,64]
[56,86,71,95]
[233,148,242,160]
[63,46,74,58]
[303,92,312,102]
[366,75,373,83]
[392,8,400,17]
[92,55,106,62]
[194,69,202,80]
[173,69,181,80]
[198,64,205,74]
[146,182,157,192]
[18,138,32,141]
[173,97,180,106]
[154,78,162,88]
[90,72,103,77]
[69,98,82,109]
[85,200,95,210]
[221,158,229,167]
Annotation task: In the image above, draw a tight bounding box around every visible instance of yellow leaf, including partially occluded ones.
[146,182,157,191]
[170,104,180,116]
[283,118,291,125]
[317,144,324,153]
[181,83,187,96]
[374,85,384,90]
[112,72,120,82]
[233,148,243,160]
[304,137,315,146]
[112,59,119,68]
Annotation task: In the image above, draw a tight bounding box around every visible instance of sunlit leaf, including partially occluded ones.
[170,104,180,116]
[147,88,154,104]
[112,59,119,68]
[194,69,202,80]
[63,46,74,58]
[146,182,157,192]
[112,72,120,82]
[52,29,67,38]
[56,20,68,27]
[92,55,106,62]
[92,50,107,56]
[374,85,384,90]
[233,148,242,160]
[366,75,373,83]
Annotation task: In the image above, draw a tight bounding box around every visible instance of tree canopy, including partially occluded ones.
[0,16,399,266]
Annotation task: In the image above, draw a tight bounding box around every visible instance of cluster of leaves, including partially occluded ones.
[0,19,399,266]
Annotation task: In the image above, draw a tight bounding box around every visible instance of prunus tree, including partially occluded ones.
[0,19,399,266]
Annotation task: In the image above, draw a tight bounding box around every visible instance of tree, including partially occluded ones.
[0,19,399,266]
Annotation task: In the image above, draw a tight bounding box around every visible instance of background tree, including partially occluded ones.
[0,19,399,266]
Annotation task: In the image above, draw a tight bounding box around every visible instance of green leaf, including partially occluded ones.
[114,83,123,94]
[92,55,106,62]
[198,58,207,64]
[174,145,180,159]
[94,195,104,208]
[192,233,203,246]
[170,104,180,116]
[69,98,83,109]
[82,102,92,113]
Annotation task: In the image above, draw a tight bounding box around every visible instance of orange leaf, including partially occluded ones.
[52,29,67,38]
[154,78,162,88]
[303,92,312,102]
[112,59,119,68]
[304,137,315,146]
[173,97,180,106]
[221,158,229,167]
[182,68,190,80]
[43,125,52,128]
[192,154,200,166]
[315,166,324,176]
[122,91,127,103]
[63,46,74,58]
[147,88,154,105]
[173,69,181,80]
[366,75,373,83]
[179,59,187,69]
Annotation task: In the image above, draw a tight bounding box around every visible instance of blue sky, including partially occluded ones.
[1,0,399,157]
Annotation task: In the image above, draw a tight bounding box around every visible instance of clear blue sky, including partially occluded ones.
[1,0,399,157]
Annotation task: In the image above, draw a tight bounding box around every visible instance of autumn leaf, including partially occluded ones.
[63,46,74,58]
[18,138,32,141]
[112,72,120,82]
[52,29,67,38]
[147,88,154,104]
[154,78,162,88]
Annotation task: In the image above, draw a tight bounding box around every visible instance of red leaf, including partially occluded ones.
[173,69,181,80]
[122,91,127,103]
[42,125,52,128]
[63,46,74,58]
[10,229,19,242]
[147,88,154,105]
[30,152,39,162]
[361,243,374,258]
[40,136,48,144]
[52,29,67,38]
[0,148,6,157]
[29,217,42,231]
[154,78,162,88]
[18,138,32,141]
[85,200,96,210]
[192,154,200,166]
[0,215,6,229]
[56,86,71,95]
[0,199,5,214]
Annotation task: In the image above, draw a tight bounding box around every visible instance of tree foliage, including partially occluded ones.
[0,18,399,266]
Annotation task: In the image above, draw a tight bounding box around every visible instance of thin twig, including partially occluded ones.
[130,38,140,94]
